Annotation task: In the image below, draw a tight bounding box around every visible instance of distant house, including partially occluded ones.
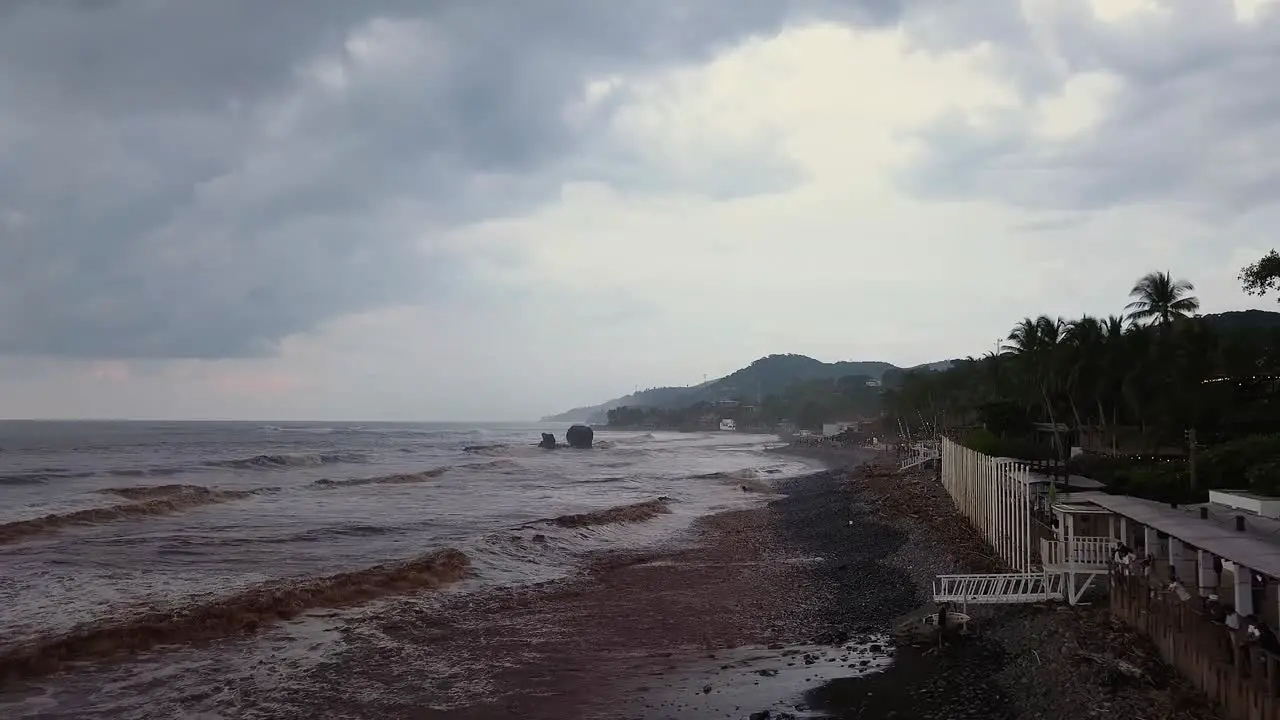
[823,421,858,437]
[865,378,882,387]
[714,399,740,408]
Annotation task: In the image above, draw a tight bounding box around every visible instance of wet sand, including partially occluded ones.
[231,457,1004,719]
[185,448,1220,719]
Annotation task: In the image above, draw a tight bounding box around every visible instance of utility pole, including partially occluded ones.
[1187,428,1198,490]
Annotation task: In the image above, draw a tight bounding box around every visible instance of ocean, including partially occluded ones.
[0,420,814,718]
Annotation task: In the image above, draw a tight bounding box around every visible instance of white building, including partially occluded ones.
[822,421,857,437]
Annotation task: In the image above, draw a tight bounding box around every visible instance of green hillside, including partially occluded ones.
[541,354,928,423]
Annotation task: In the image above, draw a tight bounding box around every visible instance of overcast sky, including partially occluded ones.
[3,0,1280,421]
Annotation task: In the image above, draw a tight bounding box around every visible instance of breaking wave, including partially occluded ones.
[1,453,369,486]
[312,467,449,488]
[98,484,207,500]
[693,468,774,493]
[693,468,759,481]
[208,452,367,470]
[466,459,521,472]
[0,469,94,486]
[0,486,257,545]
[0,549,470,684]
[547,498,672,529]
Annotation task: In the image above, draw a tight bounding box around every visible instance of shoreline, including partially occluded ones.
[84,445,1222,718]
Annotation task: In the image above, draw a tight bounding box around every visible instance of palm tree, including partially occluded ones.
[1064,316,1105,429]
[1125,271,1200,327]
[1004,316,1069,460]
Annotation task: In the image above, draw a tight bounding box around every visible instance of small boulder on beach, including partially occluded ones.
[538,433,557,449]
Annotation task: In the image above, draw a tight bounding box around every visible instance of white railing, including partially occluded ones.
[1040,537,1113,568]
[933,572,1064,604]
[940,438,1035,571]
[900,441,940,470]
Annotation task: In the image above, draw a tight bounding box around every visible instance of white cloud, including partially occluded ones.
[1032,71,1124,140]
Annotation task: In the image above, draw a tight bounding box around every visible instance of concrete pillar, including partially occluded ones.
[1144,527,1162,558]
[1168,538,1195,583]
[1108,515,1116,540]
[1235,564,1256,617]
[1197,549,1217,597]
[1120,517,1129,546]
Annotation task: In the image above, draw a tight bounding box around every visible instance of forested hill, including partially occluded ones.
[541,354,947,423]
[542,310,1280,424]
[1203,309,1280,331]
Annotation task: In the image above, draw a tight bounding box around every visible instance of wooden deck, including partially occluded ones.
[1078,492,1280,578]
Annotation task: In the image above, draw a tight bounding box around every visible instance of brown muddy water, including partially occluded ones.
[0,421,817,718]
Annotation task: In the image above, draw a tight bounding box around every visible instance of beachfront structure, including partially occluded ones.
[822,421,857,437]
[932,438,1280,719]
[899,441,939,470]
[932,439,1113,607]
[1077,491,1280,719]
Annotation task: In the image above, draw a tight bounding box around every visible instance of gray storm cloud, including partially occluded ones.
[5,0,1271,363]
[0,0,890,360]
[897,1,1280,215]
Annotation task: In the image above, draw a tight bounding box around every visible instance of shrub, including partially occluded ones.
[1247,461,1280,496]
[1110,464,1200,504]
[1068,453,1132,481]
[1201,434,1280,489]
[959,428,1054,460]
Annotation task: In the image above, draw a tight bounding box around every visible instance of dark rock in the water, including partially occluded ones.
[566,424,593,449]
[538,433,557,449]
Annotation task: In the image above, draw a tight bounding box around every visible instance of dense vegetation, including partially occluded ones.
[572,354,910,425]
[606,371,884,431]
[884,265,1280,502]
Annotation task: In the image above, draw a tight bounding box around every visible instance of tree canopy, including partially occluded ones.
[1241,250,1280,300]
[882,271,1280,456]
[607,373,883,431]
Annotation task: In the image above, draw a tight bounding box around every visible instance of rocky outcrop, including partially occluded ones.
[565,424,593,449]
[538,433,557,449]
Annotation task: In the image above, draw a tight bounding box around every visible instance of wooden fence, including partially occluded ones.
[940,438,1035,572]
[1112,572,1280,719]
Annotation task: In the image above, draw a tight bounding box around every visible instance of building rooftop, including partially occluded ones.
[1072,492,1280,579]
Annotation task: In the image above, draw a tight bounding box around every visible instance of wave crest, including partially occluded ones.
[0,548,470,684]
[693,468,774,493]
[549,498,672,529]
[0,469,94,486]
[99,484,207,500]
[207,452,367,470]
[0,486,256,545]
[312,467,449,488]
